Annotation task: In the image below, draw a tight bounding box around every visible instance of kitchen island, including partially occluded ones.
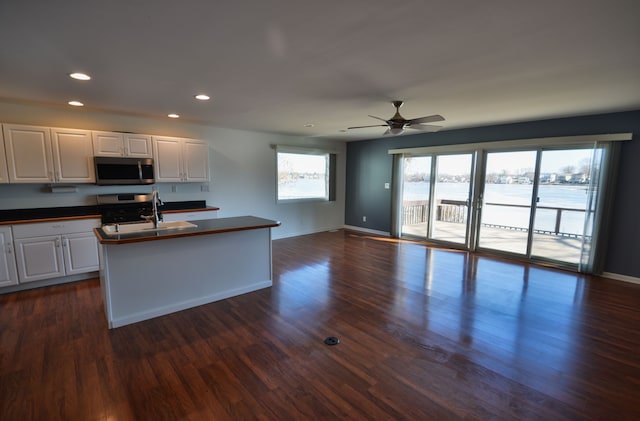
[94,216,280,328]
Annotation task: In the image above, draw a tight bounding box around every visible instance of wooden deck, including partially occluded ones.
[1,229,639,419]
[403,221,584,264]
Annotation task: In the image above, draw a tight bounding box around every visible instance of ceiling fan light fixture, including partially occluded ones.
[348,100,445,137]
[69,72,91,81]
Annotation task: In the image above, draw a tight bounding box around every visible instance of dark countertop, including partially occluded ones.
[0,201,218,225]
[94,216,281,245]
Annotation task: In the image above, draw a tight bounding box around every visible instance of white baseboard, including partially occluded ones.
[273,226,346,240]
[0,272,97,294]
[343,225,390,237]
[110,280,272,328]
[601,272,640,285]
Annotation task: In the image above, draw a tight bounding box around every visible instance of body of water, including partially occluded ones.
[403,182,593,235]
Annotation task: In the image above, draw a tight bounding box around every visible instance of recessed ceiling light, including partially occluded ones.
[68,100,84,107]
[69,72,91,81]
[304,123,315,128]
[194,94,210,101]
[168,113,180,119]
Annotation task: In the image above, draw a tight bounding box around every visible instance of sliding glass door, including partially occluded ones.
[476,145,608,269]
[400,153,473,247]
[430,154,473,244]
[530,148,601,266]
[477,151,537,255]
[396,140,615,273]
[401,156,432,238]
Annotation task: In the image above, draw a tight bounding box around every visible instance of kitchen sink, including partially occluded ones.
[101,220,197,235]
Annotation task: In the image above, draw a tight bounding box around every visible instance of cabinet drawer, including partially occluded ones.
[12,219,100,239]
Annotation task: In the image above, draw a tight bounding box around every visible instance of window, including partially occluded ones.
[277,147,336,202]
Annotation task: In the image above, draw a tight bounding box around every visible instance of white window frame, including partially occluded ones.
[276,146,334,203]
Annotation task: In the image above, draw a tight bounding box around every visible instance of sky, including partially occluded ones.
[405,148,595,176]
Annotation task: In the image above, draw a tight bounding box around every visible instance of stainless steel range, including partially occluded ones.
[96,193,155,225]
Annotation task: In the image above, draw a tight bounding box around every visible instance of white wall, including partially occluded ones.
[0,101,346,239]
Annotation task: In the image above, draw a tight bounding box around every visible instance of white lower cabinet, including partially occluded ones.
[14,235,65,282]
[64,232,100,275]
[0,226,18,287]
[12,219,100,284]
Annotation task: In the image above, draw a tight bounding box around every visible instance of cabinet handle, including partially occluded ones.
[6,244,12,254]
[49,171,54,181]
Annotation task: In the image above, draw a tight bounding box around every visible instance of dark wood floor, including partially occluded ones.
[1,230,640,420]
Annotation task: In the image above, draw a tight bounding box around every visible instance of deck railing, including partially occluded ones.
[484,202,587,238]
[402,200,429,225]
[402,200,588,238]
[402,200,468,224]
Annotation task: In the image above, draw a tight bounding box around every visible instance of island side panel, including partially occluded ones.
[101,227,273,328]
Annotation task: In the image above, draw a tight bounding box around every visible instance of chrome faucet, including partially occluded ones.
[151,188,163,228]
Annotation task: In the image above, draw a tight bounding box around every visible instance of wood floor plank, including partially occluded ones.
[1,229,640,420]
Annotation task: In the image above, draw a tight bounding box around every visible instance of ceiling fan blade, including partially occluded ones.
[347,124,388,130]
[368,115,388,123]
[407,114,445,125]
[382,128,392,136]
[406,124,443,132]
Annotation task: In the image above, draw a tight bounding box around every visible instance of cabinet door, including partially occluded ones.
[92,131,124,156]
[51,128,95,183]
[0,131,9,183]
[63,232,100,275]
[14,236,65,283]
[153,136,183,182]
[0,227,18,287]
[3,124,54,183]
[124,134,152,158]
[183,139,210,182]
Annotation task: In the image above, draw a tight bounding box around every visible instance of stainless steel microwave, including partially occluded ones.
[94,157,155,185]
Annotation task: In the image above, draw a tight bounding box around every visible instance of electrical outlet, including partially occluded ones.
[362,216,367,222]
[200,184,210,192]
[171,184,177,192]
[384,182,390,189]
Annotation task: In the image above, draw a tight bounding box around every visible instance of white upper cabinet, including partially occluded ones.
[183,139,210,182]
[3,124,95,183]
[51,128,95,183]
[125,134,153,158]
[153,136,209,182]
[93,131,152,158]
[3,124,55,183]
[0,129,9,183]
[153,136,182,182]
[92,131,122,156]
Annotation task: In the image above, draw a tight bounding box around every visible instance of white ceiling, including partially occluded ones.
[1,0,639,141]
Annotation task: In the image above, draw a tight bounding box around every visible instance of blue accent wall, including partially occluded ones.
[345,110,640,277]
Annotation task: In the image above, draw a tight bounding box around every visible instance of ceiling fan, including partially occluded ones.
[348,100,444,136]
